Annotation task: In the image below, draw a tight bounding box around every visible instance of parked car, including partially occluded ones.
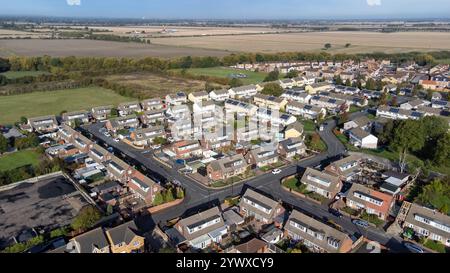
[272,169,282,175]
[328,208,343,218]
[403,242,424,253]
[104,132,111,137]
[352,219,369,228]
[113,138,120,142]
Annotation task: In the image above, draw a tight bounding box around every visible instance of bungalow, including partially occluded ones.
[245,146,279,168]
[66,227,110,253]
[324,155,362,182]
[61,110,89,126]
[118,101,142,117]
[28,115,58,133]
[239,188,285,225]
[140,109,165,125]
[253,94,288,110]
[345,183,394,220]
[106,115,140,132]
[207,154,248,181]
[105,220,145,253]
[188,91,210,103]
[141,98,165,111]
[300,168,342,199]
[278,78,296,89]
[106,156,134,184]
[91,105,113,121]
[174,207,228,249]
[305,83,333,94]
[228,84,259,99]
[348,128,378,149]
[128,171,163,205]
[130,126,165,147]
[209,89,230,102]
[285,101,326,120]
[343,116,372,131]
[277,137,306,159]
[281,89,311,104]
[169,140,203,159]
[165,92,187,106]
[400,202,450,247]
[89,144,112,164]
[284,210,354,253]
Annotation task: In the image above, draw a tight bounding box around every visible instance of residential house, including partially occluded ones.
[376,106,419,120]
[130,126,165,147]
[128,171,163,205]
[346,183,394,220]
[165,92,187,105]
[201,129,232,150]
[105,221,145,253]
[209,89,230,102]
[245,146,279,168]
[224,99,258,116]
[66,227,110,253]
[284,122,304,139]
[28,115,58,133]
[169,140,203,159]
[300,168,342,199]
[305,83,333,94]
[400,202,450,247]
[207,154,248,181]
[58,124,77,143]
[284,210,354,253]
[91,105,113,121]
[310,95,347,113]
[188,91,210,103]
[400,99,429,110]
[348,128,378,149]
[72,134,94,154]
[61,110,89,126]
[106,115,140,133]
[324,155,362,182]
[141,98,165,111]
[286,101,326,120]
[253,94,288,110]
[281,89,311,104]
[292,76,316,87]
[89,144,112,164]
[193,100,216,114]
[106,156,134,184]
[239,188,285,225]
[278,78,296,89]
[255,108,297,127]
[226,238,270,253]
[167,104,190,120]
[420,79,449,92]
[361,89,382,100]
[174,207,228,249]
[140,109,165,125]
[431,100,450,109]
[118,101,142,117]
[277,137,307,159]
[343,116,372,131]
[235,127,259,143]
[228,84,259,99]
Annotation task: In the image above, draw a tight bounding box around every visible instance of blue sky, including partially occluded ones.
[1,0,450,20]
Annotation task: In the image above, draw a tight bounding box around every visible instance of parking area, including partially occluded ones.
[0,175,88,249]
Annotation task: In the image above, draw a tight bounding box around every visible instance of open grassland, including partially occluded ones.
[0,149,41,172]
[0,39,230,58]
[171,67,267,84]
[106,73,226,98]
[0,87,134,125]
[151,31,450,54]
[0,71,50,79]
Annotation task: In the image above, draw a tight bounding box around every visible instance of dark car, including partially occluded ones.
[328,208,343,218]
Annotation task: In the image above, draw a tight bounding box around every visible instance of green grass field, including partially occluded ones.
[0,87,135,125]
[436,59,450,65]
[0,149,41,172]
[172,67,267,85]
[0,71,50,79]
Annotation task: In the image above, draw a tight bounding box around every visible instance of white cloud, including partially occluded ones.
[366,0,382,6]
[66,0,81,6]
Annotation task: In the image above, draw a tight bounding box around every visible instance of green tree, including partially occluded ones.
[433,133,450,166]
[0,134,8,154]
[229,78,244,88]
[324,43,332,50]
[153,192,164,206]
[334,75,343,85]
[390,120,426,173]
[20,116,28,124]
[365,78,376,90]
[285,70,299,78]
[261,82,283,97]
[164,188,175,203]
[378,91,388,106]
[263,70,280,82]
[417,178,450,214]
[110,108,119,117]
[176,187,185,199]
[0,57,11,73]
[106,204,114,215]
[345,43,351,48]
[152,137,168,146]
[71,205,102,232]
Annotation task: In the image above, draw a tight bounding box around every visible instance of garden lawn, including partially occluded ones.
[0,87,135,125]
[173,67,268,85]
[0,149,41,172]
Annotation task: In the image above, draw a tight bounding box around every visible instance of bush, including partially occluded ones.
[71,205,102,232]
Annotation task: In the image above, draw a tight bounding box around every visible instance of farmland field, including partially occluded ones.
[0,149,41,172]
[171,67,267,84]
[106,73,226,98]
[0,39,231,58]
[151,31,450,54]
[0,87,134,125]
[0,71,50,79]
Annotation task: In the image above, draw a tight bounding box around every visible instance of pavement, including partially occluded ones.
[81,111,414,253]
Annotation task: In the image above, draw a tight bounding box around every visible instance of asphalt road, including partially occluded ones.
[81,111,413,253]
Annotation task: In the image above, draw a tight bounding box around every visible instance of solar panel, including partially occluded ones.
[390,108,400,113]
[329,99,337,104]
[411,112,422,117]
[281,114,290,120]
[268,96,276,101]
[312,96,320,100]
[304,105,313,110]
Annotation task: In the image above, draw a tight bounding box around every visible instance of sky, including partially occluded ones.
[1,0,450,20]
